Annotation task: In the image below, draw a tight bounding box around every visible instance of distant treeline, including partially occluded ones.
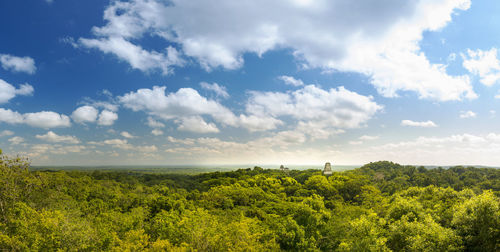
[1,152,499,251]
[30,165,239,174]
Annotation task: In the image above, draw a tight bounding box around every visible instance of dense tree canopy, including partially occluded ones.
[0,151,499,251]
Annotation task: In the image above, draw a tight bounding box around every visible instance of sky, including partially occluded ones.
[1,0,500,166]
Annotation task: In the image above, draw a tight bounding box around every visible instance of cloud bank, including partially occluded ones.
[81,0,474,101]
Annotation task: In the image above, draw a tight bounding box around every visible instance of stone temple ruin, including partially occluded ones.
[323,162,333,176]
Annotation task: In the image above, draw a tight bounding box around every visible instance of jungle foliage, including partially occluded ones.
[0,151,499,251]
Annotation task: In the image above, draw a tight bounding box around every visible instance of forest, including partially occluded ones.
[0,149,499,251]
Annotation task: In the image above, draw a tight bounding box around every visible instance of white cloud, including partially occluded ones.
[259,130,307,146]
[278,75,304,87]
[13,84,33,96]
[0,54,36,74]
[97,110,118,126]
[459,110,476,119]
[359,135,379,141]
[88,100,119,112]
[147,116,165,128]
[119,84,380,135]
[90,138,157,153]
[357,133,500,166]
[200,82,229,98]
[167,136,195,145]
[8,136,24,145]
[120,131,135,138]
[0,79,34,104]
[119,85,238,128]
[28,144,86,158]
[0,130,14,137]
[163,133,336,165]
[401,120,438,127]
[79,37,183,75]
[0,108,71,128]
[0,108,24,124]
[103,138,129,146]
[24,111,71,128]
[176,116,219,133]
[238,114,284,132]
[72,104,119,126]
[296,121,345,140]
[246,85,382,130]
[462,48,500,86]
[36,131,80,144]
[83,0,474,101]
[151,129,163,136]
[349,141,363,145]
[71,105,99,123]
[135,145,158,153]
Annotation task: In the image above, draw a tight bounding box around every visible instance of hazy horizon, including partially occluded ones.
[29,163,499,169]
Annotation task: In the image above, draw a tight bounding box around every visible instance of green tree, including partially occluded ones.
[452,191,500,251]
[338,213,389,252]
[387,215,462,251]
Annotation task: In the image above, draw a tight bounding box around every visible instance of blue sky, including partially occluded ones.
[1,0,500,166]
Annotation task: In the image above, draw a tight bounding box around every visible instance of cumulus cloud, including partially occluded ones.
[71,105,99,123]
[90,138,157,152]
[0,130,14,137]
[176,116,219,133]
[83,0,474,101]
[151,129,163,136]
[146,116,165,128]
[200,82,229,98]
[462,48,500,86]
[119,84,380,135]
[97,110,118,126]
[278,75,304,87]
[28,144,86,159]
[238,114,284,132]
[86,100,119,112]
[119,86,238,130]
[36,131,80,144]
[0,79,34,104]
[167,136,195,145]
[0,108,24,124]
[296,121,345,140]
[24,111,71,128]
[119,86,234,121]
[401,120,437,127]
[8,136,24,145]
[459,110,476,119]
[0,54,36,74]
[246,85,382,131]
[79,37,183,74]
[0,108,71,128]
[120,131,135,138]
[71,105,118,126]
